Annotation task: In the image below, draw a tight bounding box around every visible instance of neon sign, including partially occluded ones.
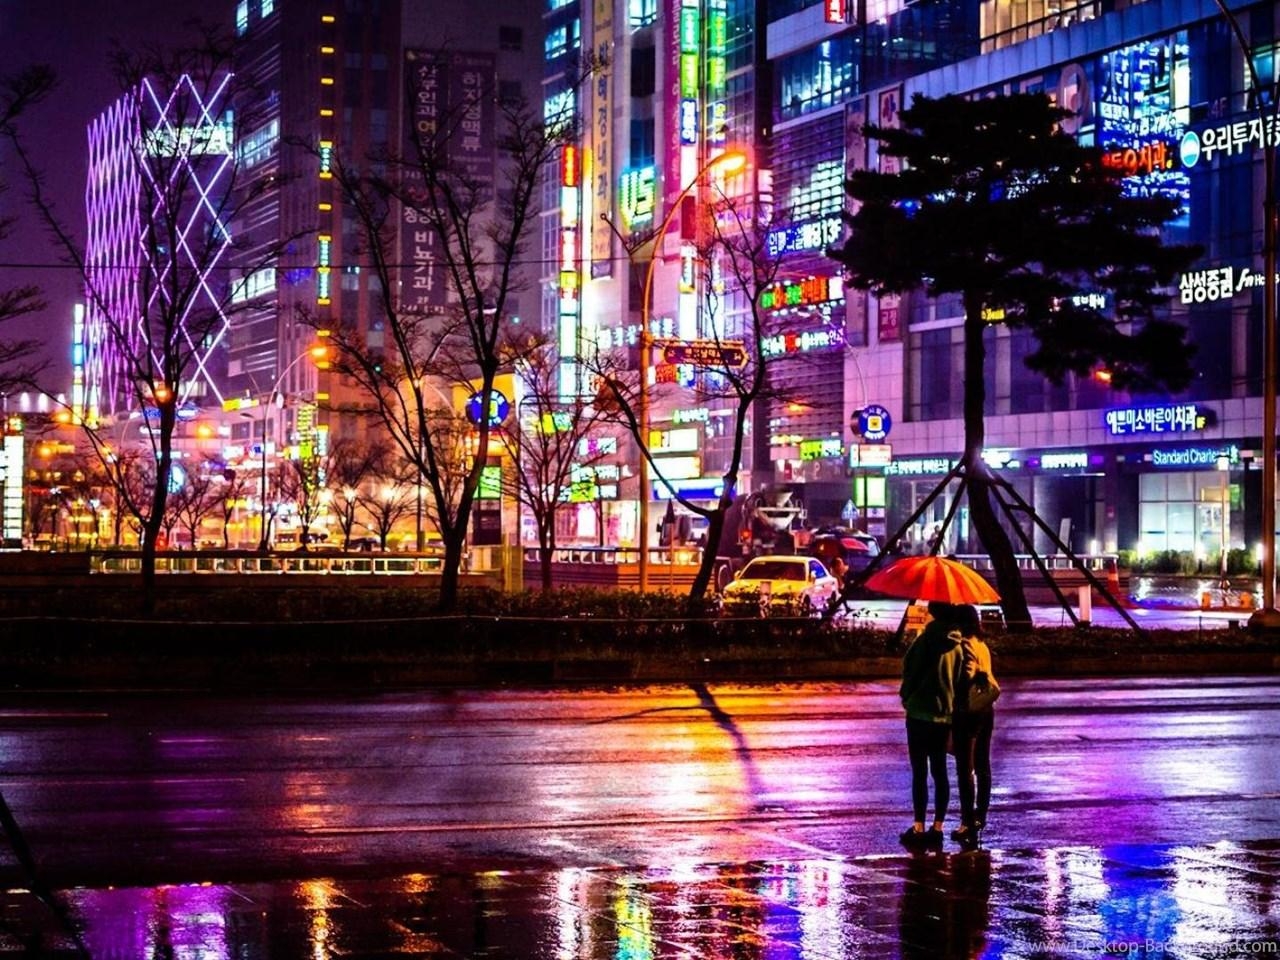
[1180,116,1280,166]
[1038,452,1088,470]
[1105,403,1209,436]
[558,144,580,388]
[1101,140,1175,178]
[679,244,696,293]
[465,389,511,427]
[800,438,843,461]
[618,166,656,230]
[705,0,727,145]
[143,121,233,157]
[759,276,844,311]
[1178,265,1277,304]
[766,217,842,257]
[760,328,842,357]
[1151,444,1238,468]
[884,457,957,476]
[824,0,846,22]
[679,0,699,145]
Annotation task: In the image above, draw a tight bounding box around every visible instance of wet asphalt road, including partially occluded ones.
[1,676,1277,892]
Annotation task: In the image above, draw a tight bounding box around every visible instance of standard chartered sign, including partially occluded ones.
[1151,445,1238,467]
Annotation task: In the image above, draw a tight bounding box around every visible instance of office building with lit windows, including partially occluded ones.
[225,0,544,463]
[543,0,762,546]
[773,0,1278,563]
[546,0,1276,565]
[83,72,237,421]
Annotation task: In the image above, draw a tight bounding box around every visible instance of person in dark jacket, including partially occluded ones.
[899,600,965,847]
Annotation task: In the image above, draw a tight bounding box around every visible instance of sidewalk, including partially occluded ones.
[6,840,1278,957]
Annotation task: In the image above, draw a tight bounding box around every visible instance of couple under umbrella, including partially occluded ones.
[868,556,1001,849]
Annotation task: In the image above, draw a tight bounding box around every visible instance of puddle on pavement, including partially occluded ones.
[9,842,1280,958]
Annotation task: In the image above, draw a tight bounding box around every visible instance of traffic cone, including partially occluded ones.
[1099,558,1133,608]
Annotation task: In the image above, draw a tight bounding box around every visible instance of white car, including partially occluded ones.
[721,555,840,617]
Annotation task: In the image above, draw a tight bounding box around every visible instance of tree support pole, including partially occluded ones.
[988,482,1081,627]
[825,462,965,623]
[990,472,1147,637]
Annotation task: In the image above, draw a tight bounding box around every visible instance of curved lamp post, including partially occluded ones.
[1209,0,1280,627]
[636,148,747,592]
[245,340,330,552]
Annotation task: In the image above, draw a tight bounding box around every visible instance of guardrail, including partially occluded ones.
[519,545,704,566]
[949,553,1121,573]
[89,550,445,576]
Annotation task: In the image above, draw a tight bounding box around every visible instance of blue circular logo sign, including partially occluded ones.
[858,404,892,442]
[465,389,510,427]
[1178,130,1201,169]
[167,461,187,494]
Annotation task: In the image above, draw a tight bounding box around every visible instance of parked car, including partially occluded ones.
[810,529,882,574]
[720,555,840,618]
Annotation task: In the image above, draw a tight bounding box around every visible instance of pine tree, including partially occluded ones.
[831,93,1199,625]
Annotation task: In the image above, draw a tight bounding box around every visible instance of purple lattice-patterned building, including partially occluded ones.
[84,72,234,420]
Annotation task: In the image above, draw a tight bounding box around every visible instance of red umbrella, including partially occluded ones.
[864,555,1000,604]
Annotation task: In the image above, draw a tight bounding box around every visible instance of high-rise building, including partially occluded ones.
[544,0,762,546]
[84,72,237,422]
[549,0,1276,567]
[227,0,544,462]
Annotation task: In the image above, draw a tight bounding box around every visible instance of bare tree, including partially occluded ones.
[277,451,325,548]
[592,189,799,599]
[170,460,221,549]
[359,461,416,552]
[62,454,115,548]
[0,66,55,395]
[327,437,383,549]
[8,29,299,609]
[214,466,247,549]
[495,341,612,592]
[317,55,597,610]
[103,446,150,547]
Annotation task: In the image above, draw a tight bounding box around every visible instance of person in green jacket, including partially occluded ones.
[899,600,965,847]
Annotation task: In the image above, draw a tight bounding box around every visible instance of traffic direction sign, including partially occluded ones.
[660,339,748,369]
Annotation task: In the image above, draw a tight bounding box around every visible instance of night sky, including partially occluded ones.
[0,0,212,394]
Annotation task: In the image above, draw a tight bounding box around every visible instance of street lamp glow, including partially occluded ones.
[712,150,748,176]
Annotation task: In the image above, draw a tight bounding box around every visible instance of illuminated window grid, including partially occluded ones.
[84,72,235,415]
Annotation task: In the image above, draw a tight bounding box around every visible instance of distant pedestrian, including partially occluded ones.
[951,604,1000,846]
[830,554,849,584]
[899,600,965,847]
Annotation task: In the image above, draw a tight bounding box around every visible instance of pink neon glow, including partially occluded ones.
[85,72,234,416]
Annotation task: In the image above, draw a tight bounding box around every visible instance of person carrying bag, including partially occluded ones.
[951,604,999,846]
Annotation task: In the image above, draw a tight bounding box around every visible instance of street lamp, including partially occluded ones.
[1210,0,1280,627]
[245,341,329,552]
[636,148,748,592]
